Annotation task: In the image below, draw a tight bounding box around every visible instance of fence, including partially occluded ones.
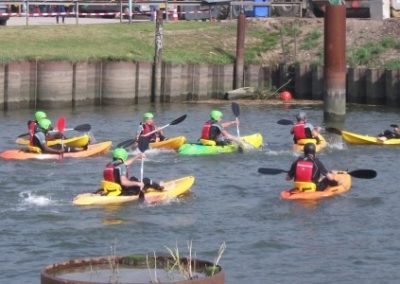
[0,0,304,25]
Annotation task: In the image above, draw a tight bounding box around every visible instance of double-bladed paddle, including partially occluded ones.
[137,136,150,202]
[116,114,187,149]
[257,167,377,179]
[17,123,91,139]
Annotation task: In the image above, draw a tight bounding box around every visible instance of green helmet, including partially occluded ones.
[38,118,52,130]
[210,110,223,121]
[35,111,47,121]
[143,112,154,120]
[113,148,128,162]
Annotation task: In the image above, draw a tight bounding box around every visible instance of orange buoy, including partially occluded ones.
[279,91,292,101]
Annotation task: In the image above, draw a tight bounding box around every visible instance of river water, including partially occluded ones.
[0,102,399,284]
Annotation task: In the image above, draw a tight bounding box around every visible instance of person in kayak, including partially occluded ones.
[291,111,321,144]
[200,110,240,146]
[102,148,164,196]
[31,118,84,154]
[136,112,166,143]
[378,125,400,141]
[28,111,64,140]
[286,143,337,192]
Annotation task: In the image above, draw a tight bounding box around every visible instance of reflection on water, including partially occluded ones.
[0,103,400,283]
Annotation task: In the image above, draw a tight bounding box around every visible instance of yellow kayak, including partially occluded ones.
[15,134,90,148]
[73,176,195,206]
[150,136,187,150]
[342,130,400,145]
[293,134,327,153]
[280,172,351,200]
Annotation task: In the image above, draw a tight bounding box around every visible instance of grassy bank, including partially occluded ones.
[1,19,400,68]
[0,21,279,64]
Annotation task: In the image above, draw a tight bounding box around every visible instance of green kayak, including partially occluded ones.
[178,133,263,156]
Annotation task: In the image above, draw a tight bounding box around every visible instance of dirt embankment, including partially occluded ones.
[246,17,400,67]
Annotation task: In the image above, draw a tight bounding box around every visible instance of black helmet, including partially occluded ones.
[304,143,316,157]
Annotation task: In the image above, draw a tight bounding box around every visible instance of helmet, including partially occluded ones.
[35,111,47,121]
[210,110,223,121]
[296,111,306,121]
[113,148,128,162]
[38,118,52,130]
[304,143,316,157]
[143,112,154,121]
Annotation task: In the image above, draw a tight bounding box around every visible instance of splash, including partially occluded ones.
[19,191,52,207]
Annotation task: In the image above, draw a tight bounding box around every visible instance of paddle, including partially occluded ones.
[277,119,294,126]
[231,102,240,137]
[325,127,343,135]
[257,168,377,179]
[57,117,66,159]
[116,114,187,149]
[390,124,399,128]
[17,123,91,139]
[137,136,150,202]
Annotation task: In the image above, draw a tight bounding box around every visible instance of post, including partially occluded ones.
[323,3,346,123]
[25,0,29,26]
[152,9,163,103]
[120,0,123,23]
[234,12,245,89]
[75,0,79,25]
[128,0,132,23]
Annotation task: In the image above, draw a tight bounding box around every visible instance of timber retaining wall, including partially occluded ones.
[1,61,399,110]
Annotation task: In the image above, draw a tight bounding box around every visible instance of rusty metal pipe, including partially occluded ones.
[324,4,346,123]
[235,12,245,89]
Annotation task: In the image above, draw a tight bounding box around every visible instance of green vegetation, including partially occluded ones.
[347,36,400,68]
[0,22,279,65]
[301,29,322,51]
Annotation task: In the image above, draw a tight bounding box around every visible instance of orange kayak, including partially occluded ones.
[150,136,186,150]
[280,172,351,200]
[0,141,112,160]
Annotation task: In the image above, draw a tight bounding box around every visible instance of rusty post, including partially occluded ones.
[323,4,346,123]
[234,12,245,89]
[152,9,163,103]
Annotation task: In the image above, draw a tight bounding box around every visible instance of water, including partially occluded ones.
[1,103,399,284]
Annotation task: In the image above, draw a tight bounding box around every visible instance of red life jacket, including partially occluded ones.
[103,161,127,183]
[201,121,212,140]
[141,122,157,141]
[295,160,314,182]
[293,122,307,140]
[28,121,37,146]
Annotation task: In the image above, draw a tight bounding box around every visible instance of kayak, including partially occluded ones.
[150,136,187,151]
[280,172,352,200]
[73,176,195,206]
[15,134,90,148]
[178,133,263,156]
[0,141,112,160]
[292,134,327,153]
[341,130,400,145]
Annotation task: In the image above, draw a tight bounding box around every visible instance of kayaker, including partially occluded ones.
[378,125,400,141]
[102,148,164,196]
[290,111,321,144]
[28,111,64,140]
[200,110,240,145]
[136,112,166,143]
[27,110,47,132]
[32,118,83,154]
[286,143,338,191]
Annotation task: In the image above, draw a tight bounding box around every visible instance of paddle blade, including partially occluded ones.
[325,127,342,135]
[57,117,66,133]
[258,168,288,175]
[348,169,377,179]
[170,114,187,126]
[277,119,293,126]
[231,102,240,117]
[74,123,91,132]
[116,139,137,149]
[390,124,399,128]
[138,136,150,153]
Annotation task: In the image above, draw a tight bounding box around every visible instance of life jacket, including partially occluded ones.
[141,122,157,141]
[103,161,126,183]
[201,121,212,140]
[28,120,37,146]
[293,122,307,140]
[294,159,314,182]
